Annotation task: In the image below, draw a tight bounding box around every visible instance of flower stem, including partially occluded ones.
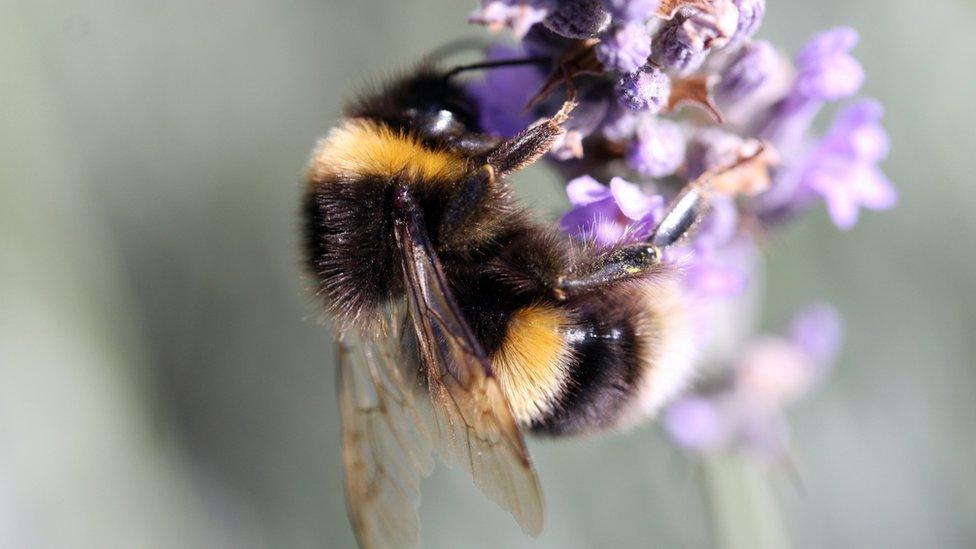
[702,453,791,549]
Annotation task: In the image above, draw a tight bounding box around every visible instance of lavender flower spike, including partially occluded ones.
[802,99,896,230]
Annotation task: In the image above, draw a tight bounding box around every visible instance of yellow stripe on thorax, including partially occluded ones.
[308,118,467,183]
[492,303,574,425]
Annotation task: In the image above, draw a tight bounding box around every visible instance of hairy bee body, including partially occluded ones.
[303,68,695,437]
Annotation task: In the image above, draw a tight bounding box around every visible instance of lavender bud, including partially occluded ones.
[627,117,685,177]
[596,22,653,73]
[602,0,659,23]
[731,0,765,43]
[543,0,611,38]
[651,9,708,73]
[615,65,670,112]
[715,40,777,107]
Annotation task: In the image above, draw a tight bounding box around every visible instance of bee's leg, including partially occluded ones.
[438,164,496,244]
[551,243,662,300]
[551,185,710,300]
[487,92,578,175]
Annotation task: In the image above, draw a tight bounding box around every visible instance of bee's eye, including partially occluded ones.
[412,107,465,138]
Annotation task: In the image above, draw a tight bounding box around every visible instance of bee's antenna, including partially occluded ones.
[444,56,552,79]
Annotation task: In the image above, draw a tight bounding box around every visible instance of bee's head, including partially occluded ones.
[350,67,482,143]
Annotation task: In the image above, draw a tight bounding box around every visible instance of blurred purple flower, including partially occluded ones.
[560,175,664,244]
[730,0,765,43]
[600,104,639,141]
[596,22,653,73]
[714,40,778,109]
[615,65,670,111]
[794,27,864,101]
[760,27,864,156]
[470,0,553,37]
[663,302,846,457]
[802,99,896,230]
[788,302,844,366]
[684,235,753,298]
[663,396,725,451]
[602,0,659,23]
[467,44,546,137]
[684,128,744,179]
[627,117,685,177]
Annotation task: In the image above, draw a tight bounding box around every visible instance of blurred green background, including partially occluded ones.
[2,1,975,547]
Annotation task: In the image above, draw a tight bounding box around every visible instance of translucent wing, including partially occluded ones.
[393,188,544,536]
[336,306,435,549]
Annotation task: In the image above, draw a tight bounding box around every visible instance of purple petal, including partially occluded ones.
[793,27,864,101]
[566,175,612,205]
[823,184,860,230]
[855,165,898,210]
[795,27,859,66]
[609,177,663,220]
[663,396,725,451]
[789,302,844,366]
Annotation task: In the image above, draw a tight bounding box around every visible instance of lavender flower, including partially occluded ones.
[760,27,864,154]
[788,302,843,366]
[802,99,896,230]
[714,40,778,109]
[664,304,846,457]
[470,0,553,37]
[543,0,611,38]
[615,65,670,111]
[794,26,864,101]
[596,22,653,73]
[730,0,765,43]
[560,175,664,244]
[466,2,892,465]
[663,396,724,451]
[652,3,738,73]
[627,117,685,177]
[602,0,659,23]
[683,128,744,179]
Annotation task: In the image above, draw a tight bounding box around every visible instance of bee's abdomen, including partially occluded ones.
[527,278,695,437]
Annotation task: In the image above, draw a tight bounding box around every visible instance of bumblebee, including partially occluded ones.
[302,60,721,548]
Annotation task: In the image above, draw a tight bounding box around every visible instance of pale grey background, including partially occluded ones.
[2,0,975,547]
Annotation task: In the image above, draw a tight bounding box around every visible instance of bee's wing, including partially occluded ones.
[336,306,436,549]
[393,191,544,537]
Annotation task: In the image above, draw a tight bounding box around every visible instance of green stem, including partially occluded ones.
[702,452,791,549]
